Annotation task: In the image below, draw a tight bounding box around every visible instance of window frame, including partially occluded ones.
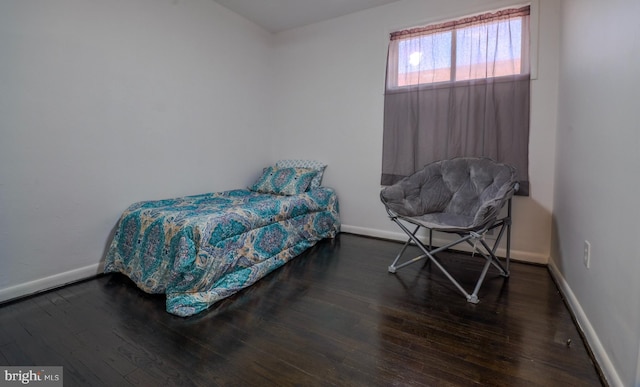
[386,2,536,89]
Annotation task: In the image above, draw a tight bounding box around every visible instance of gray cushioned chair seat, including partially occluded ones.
[381,157,517,232]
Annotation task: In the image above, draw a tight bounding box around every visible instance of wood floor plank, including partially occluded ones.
[0,233,603,386]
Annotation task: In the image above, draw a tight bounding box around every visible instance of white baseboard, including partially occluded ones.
[0,225,546,303]
[547,260,621,387]
[0,262,104,303]
[341,224,548,264]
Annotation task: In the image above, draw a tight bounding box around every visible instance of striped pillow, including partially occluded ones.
[275,160,327,189]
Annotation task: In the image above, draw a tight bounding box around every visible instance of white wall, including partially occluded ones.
[551,1,640,385]
[0,0,274,300]
[271,0,561,264]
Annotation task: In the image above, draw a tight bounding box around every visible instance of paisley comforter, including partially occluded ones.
[104,188,340,317]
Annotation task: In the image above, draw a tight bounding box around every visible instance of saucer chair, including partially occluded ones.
[380,157,518,303]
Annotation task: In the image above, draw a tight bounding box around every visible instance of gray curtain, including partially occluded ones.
[381,6,531,195]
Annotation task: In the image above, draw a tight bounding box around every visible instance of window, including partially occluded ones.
[382,6,531,195]
[387,6,530,88]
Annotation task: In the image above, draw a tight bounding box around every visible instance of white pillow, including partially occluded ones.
[275,160,327,188]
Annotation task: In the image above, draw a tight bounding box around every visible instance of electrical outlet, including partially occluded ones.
[583,240,591,269]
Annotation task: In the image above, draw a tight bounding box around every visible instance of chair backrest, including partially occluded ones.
[381,157,518,229]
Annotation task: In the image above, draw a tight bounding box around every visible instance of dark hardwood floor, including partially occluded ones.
[0,233,603,386]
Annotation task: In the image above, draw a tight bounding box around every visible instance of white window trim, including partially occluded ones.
[385,0,539,80]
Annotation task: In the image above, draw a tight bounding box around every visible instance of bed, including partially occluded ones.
[104,160,340,317]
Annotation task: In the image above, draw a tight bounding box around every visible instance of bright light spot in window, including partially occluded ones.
[409,51,422,66]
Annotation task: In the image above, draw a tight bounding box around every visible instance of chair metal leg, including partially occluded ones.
[489,221,510,276]
[480,238,509,277]
[468,258,493,304]
[463,234,509,277]
[388,225,422,273]
[505,198,513,273]
[388,218,480,302]
[388,210,514,304]
[486,203,513,277]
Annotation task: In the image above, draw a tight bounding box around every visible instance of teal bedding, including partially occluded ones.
[104,188,340,317]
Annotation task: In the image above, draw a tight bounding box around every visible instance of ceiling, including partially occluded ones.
[213,0,401,33]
